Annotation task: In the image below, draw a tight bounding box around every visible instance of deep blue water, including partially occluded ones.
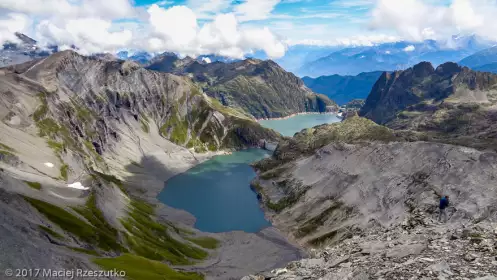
[159,114,340,233]
[158,149,272,233]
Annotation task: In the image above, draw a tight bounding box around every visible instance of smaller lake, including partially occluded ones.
[259,113,341,137]
[158,149,272,233]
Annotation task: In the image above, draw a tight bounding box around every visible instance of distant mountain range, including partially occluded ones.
[251,45,342,74]
[296,36,495,77]
[3,32,497,79]
[473,63,497,73]
[302,71,383,105]
[458,46,497,73]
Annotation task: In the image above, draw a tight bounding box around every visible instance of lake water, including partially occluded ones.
[259,113,341,137]
[158,149,272,233]
[159,113,340,233]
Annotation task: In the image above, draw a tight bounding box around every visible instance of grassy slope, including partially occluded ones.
[94,254,204,280]
[23,172,218,280]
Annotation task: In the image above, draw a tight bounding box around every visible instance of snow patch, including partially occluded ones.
[67,182,89,190]
[44,162,54,168]
[202,57,212,63]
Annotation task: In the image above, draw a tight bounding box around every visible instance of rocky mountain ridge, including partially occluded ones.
[145,54,338,119]
[359,61,497,151]
[0,50,305,279]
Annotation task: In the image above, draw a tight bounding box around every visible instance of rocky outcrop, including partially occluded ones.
[359,62,497,151]
[246,222,497,279]
[147,56,338,119]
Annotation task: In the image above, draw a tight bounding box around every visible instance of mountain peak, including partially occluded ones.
[435,62,463,75]
[412,61,435,77]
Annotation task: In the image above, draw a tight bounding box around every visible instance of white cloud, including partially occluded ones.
[403,45,415,52]
[234,0,281,22]
[0,0,135,19]
[202,57,212,63]
[370,0,497,41]
[36,18,133,54]
[0,0,286,59]
[0,13,30,46]
[148,5,198,49]
[144,7,286,58]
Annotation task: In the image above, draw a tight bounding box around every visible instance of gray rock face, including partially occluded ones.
[254,141,497,247]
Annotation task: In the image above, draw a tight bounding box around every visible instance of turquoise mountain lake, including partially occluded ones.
[159,149,272,233]
[259,113,341,137]
[159,113,340,233]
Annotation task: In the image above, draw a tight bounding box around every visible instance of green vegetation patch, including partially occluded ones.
[93,254,204,280]
[92,171,122,184]
[47,140,65,154]
[160,107,189,145]
[185,237,219,249]
[266,185,309,213]
[207,96,252,120]
[186,138,207,153]
[259,165,289,180]
[33,93,49,122]
[121,199,208,265]
[91,171,126,193]
[60,164,69,181]
[72,193,124,252]
[0,150,15,158]
[24,196,123,252]
[38,225,64,240]
[76,106,94,123]
[24,181,42,190]
[0,143,15,152]
[36,118,61,137]
[307,230,339,247]
[140,119,150,134]
[84,141,104,162]
[295,202,344,238]
[32,96,84,155]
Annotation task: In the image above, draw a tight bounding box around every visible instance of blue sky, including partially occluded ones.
[1,0,496,58]
[132,0,379,43]
[126,0,466,46]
